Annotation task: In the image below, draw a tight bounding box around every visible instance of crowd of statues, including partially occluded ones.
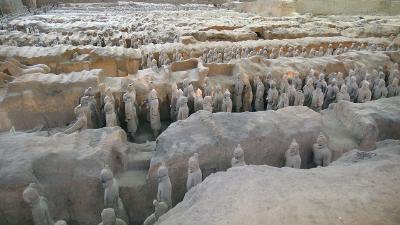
[140,40,398,70]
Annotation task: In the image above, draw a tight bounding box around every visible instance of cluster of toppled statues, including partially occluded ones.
[140,41,399,69]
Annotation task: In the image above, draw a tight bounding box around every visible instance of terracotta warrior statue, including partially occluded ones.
[157,163,172,209]
[285,139,301,169]
[213,84,224,112]
[336,84,350,101]
[372,79,388,100]
[303,78,314,107]
[294,90,305,106]
[186,153,202,191]
[170,83,179,121]
[177,96,189,120]
[277,91,289,109]
[143,200,169,225]
[311,84,324,112]
[203,77,212,97]
[23,183,54,225]
[357,80,372,103]
[222,90,233,113]
[347,76,359,102]
[147,89,161,138]
[254,77,265,111]
[266,81,279,110]
[123,90,138,139]
[187,84,196,113]
[313,132,332,167]
[234,74,244,112]
[231,144,246,167]
[194,89,204,112]
[387,77,400,97]
[104,98,117,127]
[203,96,213,112]
[100,165,129,224]
[98,208,127,225]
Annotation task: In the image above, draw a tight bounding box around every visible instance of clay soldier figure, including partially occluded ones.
[147,89,161,138]
[294,90,305,106]
[325,43,333,56]
[64,104,87,134]
[104,98,117,127]
[83,87,100,128]
[387,78,400,97]
[231,144,246,167]
[143,200,169,225]
[254,77,265,111]
[170,82,179,121]
[80,96,93,129]
[212,84,223,112]
[182,78,190,97]
[100,165,129,224]
[177,97,189,120]
[234,74,244,112]
[194,89,204,112]
[187,84,196,113]
[203,77,213,97]
[357,81,372,103]
[313,132,332,167]
[347,76,359,102]
[186,153,202,191]
[277,91,289,109]
[323,78,339,109]
[315,73,327,94]
[311,84,324,112]
[242,76,253,112]
[287,79,297,106]
[222,90,233,113]
[175,89,184,120]
[336,85,350,101]
[372,79,388,100]
[293,73,303,90]
[98,208,127,225]
[123,93,138,139]
[157,163,172,209]
[203,96,213,112]
[266,81,279,110]
[285,139,301,169]
[303,78,314,107]
[23,183,54,225]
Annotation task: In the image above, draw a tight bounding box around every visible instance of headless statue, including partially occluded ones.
[187,153,202,191]
[222,90,233,112]
[64,104,87,134]
[98,208,127,225]
[100,165,129,224]
[23,183,54,225]
[313,132,332,167]
[231,144,246,167]
[285,139,301,169]
[143,200,169,225]
[157,163,172,209]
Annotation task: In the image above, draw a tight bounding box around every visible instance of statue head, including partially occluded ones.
[183,78,189,87]
[55,220,67,225]
[106,88,113,97]
[233,144,244,160]
[319,73,325,81]
[330,78,337,86]
[328,43,332,48]
[84,87,93,97]
[196,88,202,97]
[319,46,324,51]
[101,208,116,225]
[188,84,194,93]
[157,162,169,182]
[23,183,40,204]
[288,139,299,156]
[266,72,272,80]
[316,132,327,147]
[216,84,221,92]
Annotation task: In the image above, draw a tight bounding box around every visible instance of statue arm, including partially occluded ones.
[64,119,84,134]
